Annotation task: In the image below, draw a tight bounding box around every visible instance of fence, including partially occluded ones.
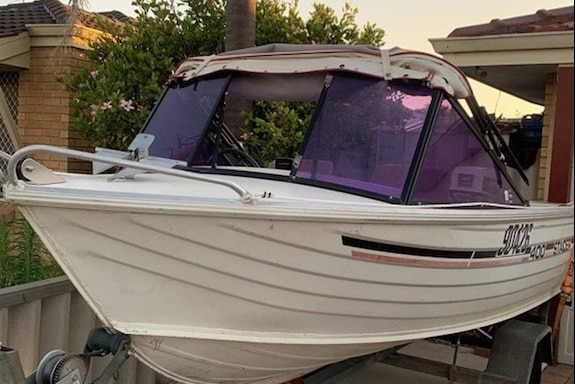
[0,71,20,176]
[0,276,159,383]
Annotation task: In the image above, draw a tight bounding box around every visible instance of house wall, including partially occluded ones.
[547,66,574,203]
[537,66,574,203]
[17,46,91,173]
[537,73,557,201]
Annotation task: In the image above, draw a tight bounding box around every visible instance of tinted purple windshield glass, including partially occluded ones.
[296,74,433,200]
[144,77,227,161]
[411,98,521,205]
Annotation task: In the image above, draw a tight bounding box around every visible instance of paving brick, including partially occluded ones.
[542,365,575,384]
[542,371,568,384]
[546,364,574,378]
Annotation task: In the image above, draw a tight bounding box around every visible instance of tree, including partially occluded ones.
[243,0,385,165]
[62,0,225,149]
[62,0,385,161]
[225,0,256,51]
[223,0,256,136]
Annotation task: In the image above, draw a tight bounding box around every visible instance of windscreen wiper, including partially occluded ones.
[469,99,530,185]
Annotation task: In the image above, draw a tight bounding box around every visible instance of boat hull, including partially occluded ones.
[15,191,573,384]
[131,336,401,384]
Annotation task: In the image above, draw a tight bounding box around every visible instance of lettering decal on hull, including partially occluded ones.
[496,223,533,256]
[342,233,574,267]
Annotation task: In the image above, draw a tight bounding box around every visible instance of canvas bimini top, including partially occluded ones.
[173,43,473,99]
[142,43,528,206]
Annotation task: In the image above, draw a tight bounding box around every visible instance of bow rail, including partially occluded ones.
[2,145,255,204]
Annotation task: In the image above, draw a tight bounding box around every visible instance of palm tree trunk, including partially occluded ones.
[225,0,256,51]
[224,0,256,137]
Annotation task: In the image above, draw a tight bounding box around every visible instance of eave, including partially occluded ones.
[0,32,30,70]
[0,24,101,71]
[430,30,574,105]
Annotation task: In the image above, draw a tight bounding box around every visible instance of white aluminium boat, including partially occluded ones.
[1,44,573,384]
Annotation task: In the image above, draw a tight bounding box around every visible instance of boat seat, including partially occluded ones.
[269,157,294,170]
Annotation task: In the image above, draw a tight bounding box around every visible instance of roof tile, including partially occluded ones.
[448,6,574,37]
[0,0,129,37]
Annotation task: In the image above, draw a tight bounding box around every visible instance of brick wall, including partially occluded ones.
[536,73,557,201]
[17,46,92,173]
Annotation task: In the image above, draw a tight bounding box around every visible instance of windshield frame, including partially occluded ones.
[137,70,527,206]
[290,73,527,206]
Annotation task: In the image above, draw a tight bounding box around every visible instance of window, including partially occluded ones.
[411,98,521,205]
[295,74,433,200]
[144,76,228,161]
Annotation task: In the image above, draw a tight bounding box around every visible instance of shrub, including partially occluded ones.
[0,218,63,288]
[61,0,385,167]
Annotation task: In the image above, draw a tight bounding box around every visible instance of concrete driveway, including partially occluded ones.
[337,340,487,384]
[330,339,574,384]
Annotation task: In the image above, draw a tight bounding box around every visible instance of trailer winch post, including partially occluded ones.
[0,345,26,384]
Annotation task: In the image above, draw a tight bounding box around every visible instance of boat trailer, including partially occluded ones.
[301,319,551,384]
[0,319,553,384]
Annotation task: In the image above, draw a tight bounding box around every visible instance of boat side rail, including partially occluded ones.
[1,145,255,203]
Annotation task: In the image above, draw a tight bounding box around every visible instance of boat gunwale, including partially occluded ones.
[8,179,574,224]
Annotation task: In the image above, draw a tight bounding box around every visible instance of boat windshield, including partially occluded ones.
[141,70,522,206]
[295,74,522,205]
[144,76,228,162]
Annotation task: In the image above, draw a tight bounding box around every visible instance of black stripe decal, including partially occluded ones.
[342,236,496,259]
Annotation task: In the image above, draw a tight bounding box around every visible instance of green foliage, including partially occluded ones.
[241,101,312,165]
[62,0,226,149]
[62,0,385,164]
[0,219,63,288]
[255,0,307,44]
[254,0,384,45]
[245,1,386,164]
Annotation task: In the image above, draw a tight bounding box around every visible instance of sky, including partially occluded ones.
[1,0,572,117]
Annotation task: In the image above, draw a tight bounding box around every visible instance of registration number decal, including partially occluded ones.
[497,223,573,260]
[497,223,533,256]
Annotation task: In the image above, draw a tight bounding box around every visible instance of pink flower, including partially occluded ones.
[90,70,99,79]
[120,99,135,112]
[101,101,113,110]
